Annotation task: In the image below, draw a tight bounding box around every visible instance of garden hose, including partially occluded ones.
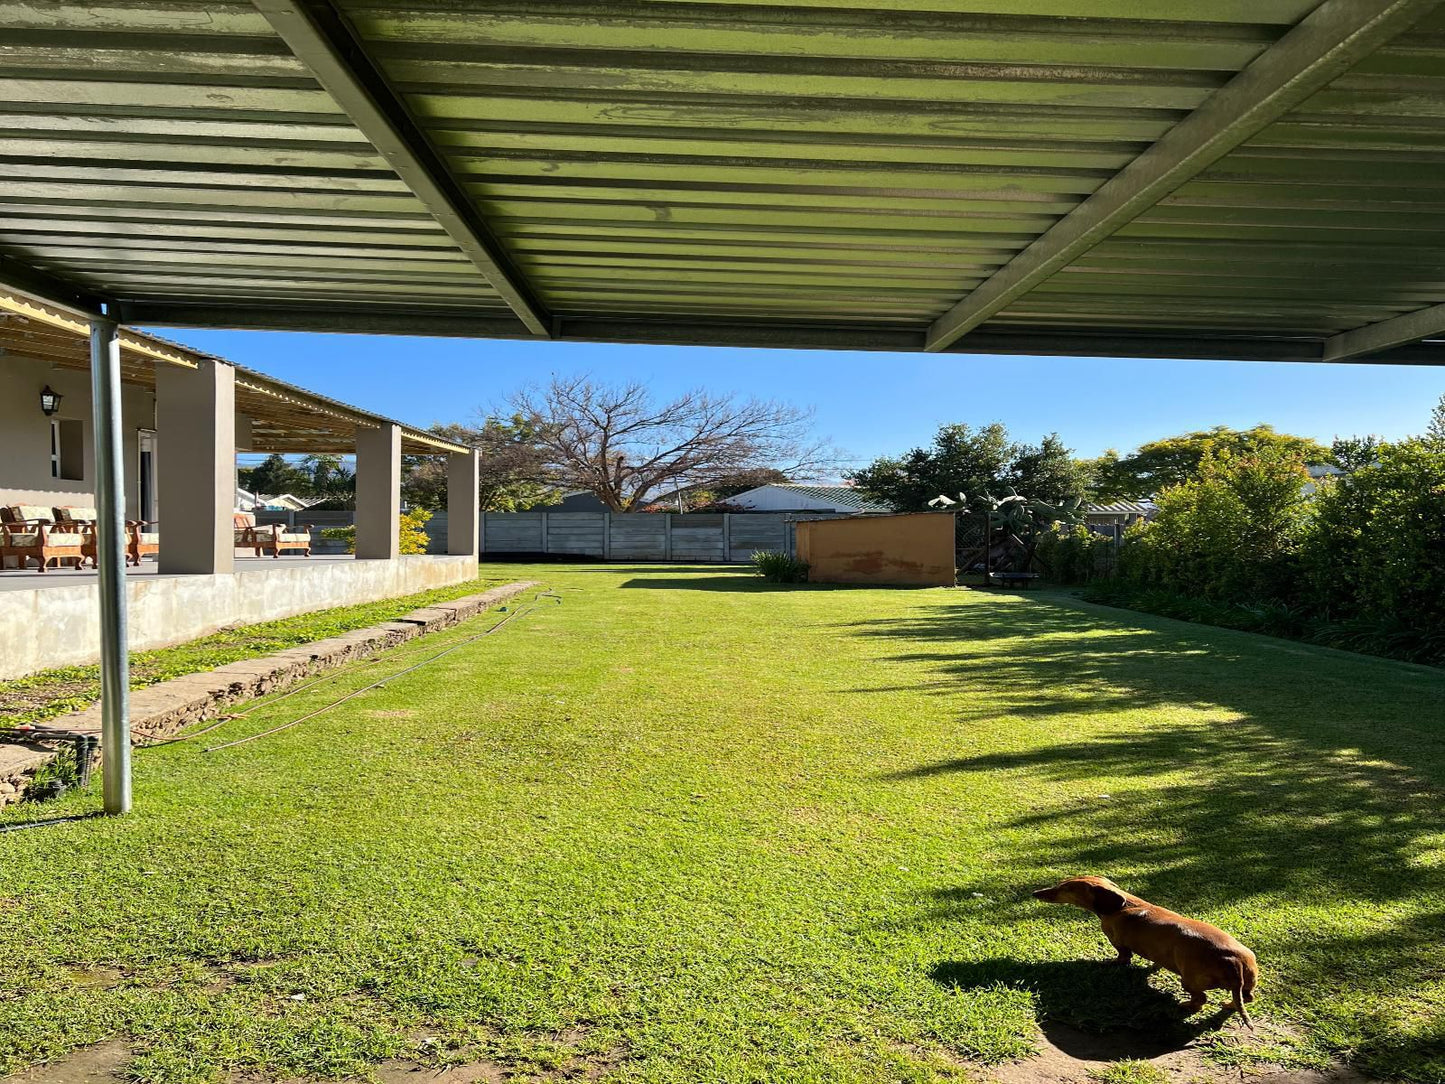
[202,595,553,753]
[0,592,561,828]
[149,590,561,749]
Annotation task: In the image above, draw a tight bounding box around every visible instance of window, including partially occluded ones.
[50,419,84,482]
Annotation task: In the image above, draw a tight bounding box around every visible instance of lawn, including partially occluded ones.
[0,574,506,730]
[1,564,1442,1084]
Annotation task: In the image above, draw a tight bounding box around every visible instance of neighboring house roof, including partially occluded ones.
[1084,501,1155,516]
[528,490,609,513]
[733,483,893,514]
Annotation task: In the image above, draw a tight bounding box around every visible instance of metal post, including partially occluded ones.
[90,316,131,815]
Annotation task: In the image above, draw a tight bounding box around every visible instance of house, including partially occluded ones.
[527,490,609,513]
[1304,462,1345,496]
[1083,501,1155,539]
[729,483,893,515]
[0,286,482,679]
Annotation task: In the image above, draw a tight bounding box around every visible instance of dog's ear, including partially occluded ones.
[1090,884,1128,915]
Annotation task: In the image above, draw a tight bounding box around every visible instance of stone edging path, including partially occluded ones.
[0,580,541,807]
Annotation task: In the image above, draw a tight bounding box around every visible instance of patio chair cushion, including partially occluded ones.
[136,532,160,545]
[4,531,83,547]
[10,505,55,523]
[54,506,98,522]
[234,530,254,544]
[278,532,311,544]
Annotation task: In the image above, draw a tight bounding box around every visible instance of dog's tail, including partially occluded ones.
[1230,957,1253,1029]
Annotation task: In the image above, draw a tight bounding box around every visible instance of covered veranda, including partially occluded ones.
[0,287,483,677]
[2,0,1444,814]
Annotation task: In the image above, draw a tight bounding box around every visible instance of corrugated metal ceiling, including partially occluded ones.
[0,0,1443,362]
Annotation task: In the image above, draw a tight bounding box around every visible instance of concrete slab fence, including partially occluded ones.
[481,511,847,563]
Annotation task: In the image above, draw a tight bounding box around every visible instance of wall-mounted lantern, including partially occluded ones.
[39,385,63,416]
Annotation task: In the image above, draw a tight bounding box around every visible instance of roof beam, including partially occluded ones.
[0,253,107,316]
[924,0,1441,353]
[250,0,552,338]
[119,299,1445,364]
[1323,303,1445,361]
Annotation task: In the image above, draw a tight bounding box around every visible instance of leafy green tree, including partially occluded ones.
[401,416,555,513]
[1427,392,1445,450]
[1330,435,1382,473]
[1098,425,1330,500]
[299,453,356,508]
[1119,446,1312,601]
[1008,433,1092,502]
[850,423,1086,509]
[1301,437,1445,653]
[238,453,310,498]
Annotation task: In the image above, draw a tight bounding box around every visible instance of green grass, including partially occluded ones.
[0,573,504,730]
[1087,1060,1169,1084]
[2,565,1443,1083]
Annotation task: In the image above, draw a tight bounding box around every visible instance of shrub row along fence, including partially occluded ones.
[481,511,847,563]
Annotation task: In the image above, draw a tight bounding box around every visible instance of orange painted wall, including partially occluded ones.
[795,512,955,587]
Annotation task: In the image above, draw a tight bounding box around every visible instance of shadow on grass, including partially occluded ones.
[856,594,1445,1074]
[930,958,1229,1053]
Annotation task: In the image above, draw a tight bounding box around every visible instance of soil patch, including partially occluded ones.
[985,1023,1380,1084]
[0,1042,128,1084]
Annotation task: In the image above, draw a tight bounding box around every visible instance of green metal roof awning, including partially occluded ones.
[2,0,1444,363]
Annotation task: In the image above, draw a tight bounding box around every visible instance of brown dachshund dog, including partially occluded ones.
[1033,876,1257,1026]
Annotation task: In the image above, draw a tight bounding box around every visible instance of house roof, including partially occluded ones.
[1085,501,1156,516]
[0,286,466,456]
[1,2,1444,364]
[745,484,894,514]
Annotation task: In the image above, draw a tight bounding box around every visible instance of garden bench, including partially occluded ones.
[235,514,312,558]
[986,571,1041,589]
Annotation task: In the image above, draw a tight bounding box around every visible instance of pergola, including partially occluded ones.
[0,290,467,456]
[3,0,1444,812]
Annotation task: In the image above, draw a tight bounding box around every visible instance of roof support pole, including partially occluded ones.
[90,316,131,815]
[924,0,1443,353]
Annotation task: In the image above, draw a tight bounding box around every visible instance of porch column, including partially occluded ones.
[355,422,401,559]
[446,449,480,558]
[156,357,234,575]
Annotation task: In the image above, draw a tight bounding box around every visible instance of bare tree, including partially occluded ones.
[509,376,835,512]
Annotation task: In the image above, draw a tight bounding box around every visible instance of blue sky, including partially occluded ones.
[152,327,1445,474]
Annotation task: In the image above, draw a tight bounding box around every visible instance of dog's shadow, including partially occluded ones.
[930,958,1234,1058]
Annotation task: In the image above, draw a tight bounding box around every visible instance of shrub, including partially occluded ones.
[320,508,433,555]
[751,550,809,583]
[1088,432,1445,667]
[1036,523,1117,585]
[1116,447,1311,602]
[1298,438,1445,662]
